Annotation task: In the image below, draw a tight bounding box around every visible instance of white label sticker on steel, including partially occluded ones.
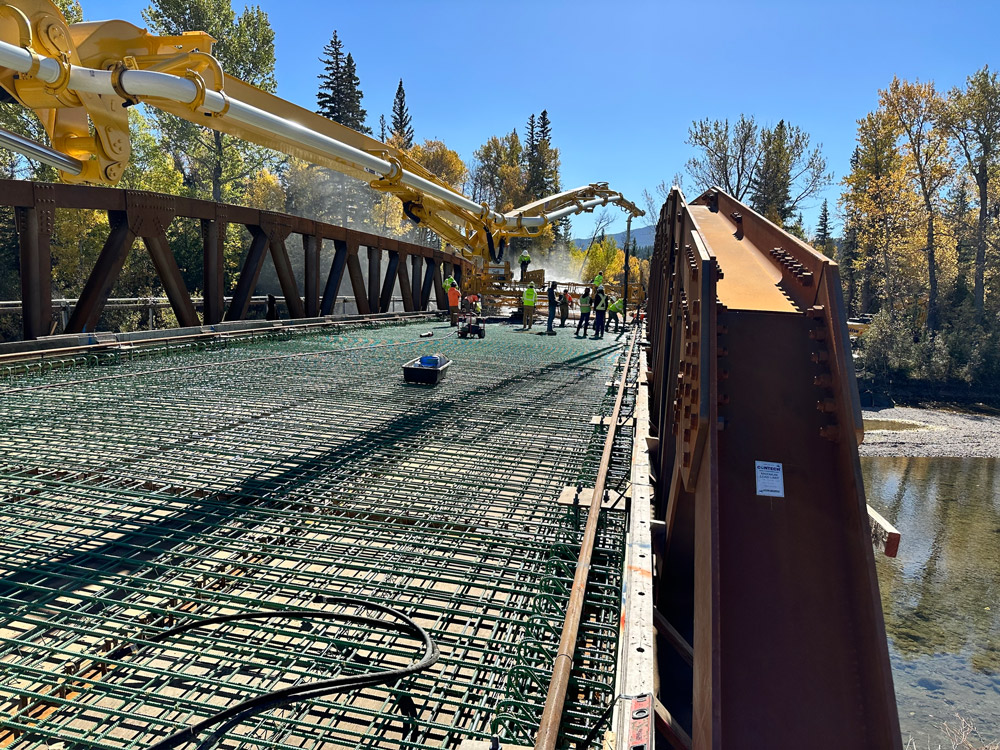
[755,461,784,497]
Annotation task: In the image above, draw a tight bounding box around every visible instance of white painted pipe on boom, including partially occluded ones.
[0,39,609,231]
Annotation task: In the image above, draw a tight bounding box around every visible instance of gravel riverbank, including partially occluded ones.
[860,405,1000,458]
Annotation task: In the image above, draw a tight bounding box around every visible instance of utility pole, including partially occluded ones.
[622,214,632,326]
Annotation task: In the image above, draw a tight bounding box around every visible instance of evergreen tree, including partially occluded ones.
[379,114,387,143]
[537,110,552,143]
[316,34,369,133]
[537,110,558,194]
[391,80,414,148]
[816,199,831,247]
[316,31,344,121]
[340,53,369,133]
[750,120,793,224]
[536,110,567,240]
[524,113,546,199]
[525,114,537,152]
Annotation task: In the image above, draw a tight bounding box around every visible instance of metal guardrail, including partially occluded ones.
[0,296,415,331]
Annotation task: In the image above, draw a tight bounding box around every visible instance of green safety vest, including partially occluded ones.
[523,287,537,305]
[519,253,531,263]
[609,299,623,313]
[579,296,591,313]
[443,276,455,289]
[593,273,604,286]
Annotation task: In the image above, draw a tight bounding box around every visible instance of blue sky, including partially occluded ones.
[79,0,999,241]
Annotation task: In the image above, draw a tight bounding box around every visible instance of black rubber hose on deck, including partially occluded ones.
[142,597,439,750]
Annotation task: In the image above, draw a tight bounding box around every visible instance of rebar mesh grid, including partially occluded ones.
[0,320,636,750]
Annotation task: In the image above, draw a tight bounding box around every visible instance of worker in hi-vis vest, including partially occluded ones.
[447,282,461,326]
[522,281,537,329]
[519,251,531,281]
[608,297,624,332]
[576,288,592,337]
[592,271,604,288]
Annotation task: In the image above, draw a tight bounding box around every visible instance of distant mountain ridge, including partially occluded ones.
[571,224,656,251]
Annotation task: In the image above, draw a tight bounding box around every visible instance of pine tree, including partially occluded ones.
[379,114,387,143]
[391,80,414,148]
[537,110,552,144]
[816,199,831,246]
[316,32,369,133]
[316,31,344,121]
[524,113,546,199]
[750,120,793,224]
[340,53,369,133]
[536,110,567,241]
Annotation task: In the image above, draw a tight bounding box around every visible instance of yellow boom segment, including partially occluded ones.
[0,0,642,259]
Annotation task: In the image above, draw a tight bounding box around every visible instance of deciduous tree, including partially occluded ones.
[142,0,280,203]
[841,110,921,321]
[941,66,1000,320]
[685,115,761,200]
[881,77,952,331]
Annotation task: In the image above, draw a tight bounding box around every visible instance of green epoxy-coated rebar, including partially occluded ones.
[0,319,637,749]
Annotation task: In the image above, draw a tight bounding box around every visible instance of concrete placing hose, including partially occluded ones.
[142,598,439,750]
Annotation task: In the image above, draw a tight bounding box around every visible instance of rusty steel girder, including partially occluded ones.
[0,179,473,339]
[646,188,901,749]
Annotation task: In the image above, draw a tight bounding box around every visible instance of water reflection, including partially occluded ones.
[864,457,1000,745]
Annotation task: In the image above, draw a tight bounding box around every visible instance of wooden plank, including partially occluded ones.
[555,485,628,510]
[590,414,635,427]
[867,504,901,558]
[654,607,693,667]
[654,697,693,750]
[613,345,657,747]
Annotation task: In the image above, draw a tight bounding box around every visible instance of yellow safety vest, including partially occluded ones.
[523,287,537,305]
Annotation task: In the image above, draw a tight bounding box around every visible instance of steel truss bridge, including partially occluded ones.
[0,183,902,750]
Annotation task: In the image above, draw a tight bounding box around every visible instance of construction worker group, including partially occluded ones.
[520,271,623,338]
[442,266,625,338]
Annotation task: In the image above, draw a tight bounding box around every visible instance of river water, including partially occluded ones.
[864,457,1000,746]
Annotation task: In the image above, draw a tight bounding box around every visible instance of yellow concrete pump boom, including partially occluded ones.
[0,0,642,259]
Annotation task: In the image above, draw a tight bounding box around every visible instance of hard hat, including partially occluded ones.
[528,281,534,287]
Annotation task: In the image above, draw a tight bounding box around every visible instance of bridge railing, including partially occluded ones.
[1,180,473,340]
